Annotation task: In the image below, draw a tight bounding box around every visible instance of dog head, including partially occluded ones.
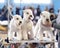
[40,11,52,26]
[23,9,34,20]
[12,15,22,26]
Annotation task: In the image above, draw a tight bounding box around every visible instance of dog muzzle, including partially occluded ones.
[29,17,33,20]
[18,21,22,25]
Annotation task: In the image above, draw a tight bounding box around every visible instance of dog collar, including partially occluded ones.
[41,21,51,27]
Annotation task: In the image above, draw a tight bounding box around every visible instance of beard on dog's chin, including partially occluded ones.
[28,17,33,20]
[28,16,34,21]
[41,20,52,27]
[15,21,22,27]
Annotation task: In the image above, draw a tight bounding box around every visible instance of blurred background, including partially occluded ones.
[0,0,60,20]
[0,0,60,48]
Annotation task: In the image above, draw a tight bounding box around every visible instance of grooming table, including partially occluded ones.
[9,40,55,48]
[9,40,54,43]
[0,38,4,48]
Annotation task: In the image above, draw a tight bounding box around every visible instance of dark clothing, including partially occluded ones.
[16,8,20,15]
[0,10,8,21]
[36,8,41,16]
[0,8,13,21]
[52,19,60,48]
[49,8,54,13]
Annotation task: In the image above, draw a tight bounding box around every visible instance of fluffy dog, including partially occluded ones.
[8,15,22,40]
[34,11,54,41]
[22,9,34,40]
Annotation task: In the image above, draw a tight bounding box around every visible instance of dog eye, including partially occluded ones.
[16,18,19,20]
[26,12,29,14]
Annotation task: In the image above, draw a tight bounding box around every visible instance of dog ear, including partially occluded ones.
[50,13,55,21]
[50,13,55,18]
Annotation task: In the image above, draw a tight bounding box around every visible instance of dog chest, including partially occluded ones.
[27,22,33,30]
[22,21,33,30]
[41,24,52,31]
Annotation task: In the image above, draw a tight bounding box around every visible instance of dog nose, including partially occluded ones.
[19,21,22,25]
[20,21,22,23]
[46,19,49,22]
[30,15,32,17]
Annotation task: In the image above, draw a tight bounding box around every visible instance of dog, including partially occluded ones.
[21,9,34,40]
[34,11,54,41]
[8,15,22,40]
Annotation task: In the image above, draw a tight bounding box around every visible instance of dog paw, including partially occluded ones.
[5,37,9,43]
[29,38,34,40]
[22,38,28,40]
[52,39,55,41]
[39,39,43,41]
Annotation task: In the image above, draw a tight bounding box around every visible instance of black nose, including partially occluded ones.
[19,21,22,25]
[20,21,22,23]
[16,18,19,20]
[46,19,49,22]
[30,15,32,17]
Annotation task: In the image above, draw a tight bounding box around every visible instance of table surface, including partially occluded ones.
[9,40,55,44]
[0,34,55,45]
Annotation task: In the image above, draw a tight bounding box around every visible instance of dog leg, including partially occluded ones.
[28,29,34,40]
[8,30,13,40]
[22,30,28,40]
[48,30,54,41]
[51,32,54,41]
[39,29,43,41]
[34,29,43,40]
[17,31,22,40]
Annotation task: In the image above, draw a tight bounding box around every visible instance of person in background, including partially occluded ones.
[44,6,49,11]
[23,6,26,10]
[16,7,21,15]
[52,9,60,48]
[34,5,41,23]
[0,4,13,21]
[0,5,8,21]
[49,4,56,36]
[49,4,54,13]
[36,5,41,16]
[34,8,37,17]
[49,3,56,20]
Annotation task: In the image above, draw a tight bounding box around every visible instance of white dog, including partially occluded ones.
[8,15,22,40]
[34,11,54,41]
[22,9,34,40]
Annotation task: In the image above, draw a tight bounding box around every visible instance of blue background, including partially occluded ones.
[0,0,60,15]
